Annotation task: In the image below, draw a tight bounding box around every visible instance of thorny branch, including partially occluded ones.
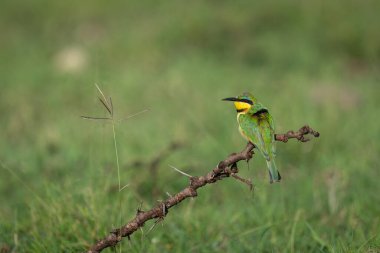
[87,125,319,253]
[275,125,320,142]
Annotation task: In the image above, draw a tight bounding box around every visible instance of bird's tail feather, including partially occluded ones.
[266,159,281,184]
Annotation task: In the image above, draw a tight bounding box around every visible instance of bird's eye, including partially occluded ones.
[240,99,253,105]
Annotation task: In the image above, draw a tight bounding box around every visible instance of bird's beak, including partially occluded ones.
[222,97,239,102]
[222,97,254,105]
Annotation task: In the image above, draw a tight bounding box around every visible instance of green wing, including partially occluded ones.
[248,102,267,114]
[267,112,276,156]
[238,111,275,160]
[248,102,276,156]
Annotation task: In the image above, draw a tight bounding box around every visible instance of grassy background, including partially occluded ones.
[1,0,379,252]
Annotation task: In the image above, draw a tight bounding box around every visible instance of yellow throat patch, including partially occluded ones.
[234,101,251,113]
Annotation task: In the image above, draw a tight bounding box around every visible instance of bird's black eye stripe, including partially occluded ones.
[236,109,246,113]
[239,99,253,105]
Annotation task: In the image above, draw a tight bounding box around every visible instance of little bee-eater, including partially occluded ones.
[223,92,281,183]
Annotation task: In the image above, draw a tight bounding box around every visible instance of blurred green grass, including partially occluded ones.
[0,0,379,252]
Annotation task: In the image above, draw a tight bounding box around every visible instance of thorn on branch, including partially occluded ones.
[146,217,165,235]
[230,162,239,173]
[110,228,118,235]
[159,202,168,218]
[212,161,226,178]
[170,165,193,178]
[136,202,144,215]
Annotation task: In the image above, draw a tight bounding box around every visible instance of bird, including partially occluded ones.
[222,92,281,183]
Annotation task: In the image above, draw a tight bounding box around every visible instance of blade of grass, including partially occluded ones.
[117,109,149,123]
[357,233,377,252]
[80,116,111,120]
[95,83,108,108]
[305,222,330,250]
[98,97,112,115]
[112,122,121,191]
[289,209,302,253]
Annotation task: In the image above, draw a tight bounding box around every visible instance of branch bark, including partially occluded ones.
[87,125,319,253]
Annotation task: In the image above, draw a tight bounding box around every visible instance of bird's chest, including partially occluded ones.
[237,113,250,141]
[238,126,249,141]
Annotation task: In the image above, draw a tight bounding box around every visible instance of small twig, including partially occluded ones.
[275,125,320,143]
[231,173,253,191]
[87,125,319,253]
